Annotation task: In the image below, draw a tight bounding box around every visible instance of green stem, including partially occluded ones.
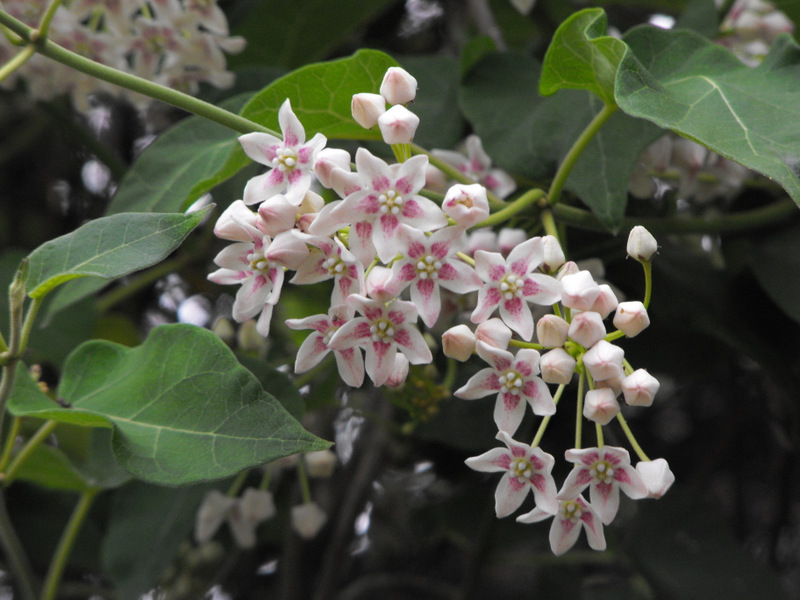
[0,9,276,137]
[540,208,559,240]
[95,253,192,312]
[0,417,21,473]
[296,455,312,504]
[616,411,650,462]
[641,259,653,309]
[595,422,604,448]
[548,103,617,207]
[37,0,64,39]
[442,357,458,391]
[509,339,544,350]
[3,420,59,486]
[474,188,546,229]
[455,251,475,267]
[531,384,565,447]
[41,488,100,600]
[226,469,249,497]
[575,372,585,450]
[0,491,38,600]
[0,43,35,84]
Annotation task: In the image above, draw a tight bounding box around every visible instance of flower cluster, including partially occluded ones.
[207,66,675,555]
[0,0,244,109]
[719,0,794,66]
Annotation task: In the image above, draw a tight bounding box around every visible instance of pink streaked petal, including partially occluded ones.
[208,268,248,285]
[333,347,365,388]
[277,98,306,146]
[514,348,540,377]
[242,169,287,205]
[437,261,482,294]
[550,513,582,556]
[306,200,344,237]
[238,131,282,166]
[494,473,529,518]
[350,221,377,267]
[233,276,271,321]
[354,147,393,189]
[294,333,330,373]
[332,274,361,306]
[411,278,441,328]
[471,286,502,323]
[393,154,428,195]
[327,318,371,350]
[475,342,513,371]
[398,197,447,232]
[365,339,396,386]
[616,466,649,500]
[284,314,331,333]
[580,504,607,550]
[499,297,534,341]
[557,467,593,500]
[522,273,562,306]
[393,325,432,364]
[530,472,558,515]
[212,242,254,270]
[454,368,501,399]
[473,250,506,282]
[464,448,511,473]
[523,378,555,416]
[494,392,525,435]
[506,236,543,274]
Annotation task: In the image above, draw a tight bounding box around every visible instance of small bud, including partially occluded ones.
[442,183,489,227]
[594,376,623,397]
[557,260,580,279]
[378,104,420,144]
[265,231,309,270]
[314,148,351,189]
[635,459,675,498]
[583,340,625,382]
[298,190,325,215]
[568,311,606,348]
[589,284,619,319]
[621,369,660,407]
[237,320,268,353]
[291,502,328,539]
[229,489,276,548]
[365,266,398,303]
[540,235,566,274]
[583,388,620,425]
[380,66,417,105]
[257,195,297,236]
[442,325,476,361]
[540,348,576,385]
[475,318,512,350]
[385,353,409,388]
[560,271,601,311]
[351,92,386,129]
[305,450,338,478]
[613,301,650,337]
[195,490,236,544]
[214,200,258,241]
[536,314,569,347]
[213,317,236,346]
[627,226,658,262]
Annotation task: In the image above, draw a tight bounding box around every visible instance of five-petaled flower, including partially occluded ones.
[465,431,558,518]
[517,494,606,556]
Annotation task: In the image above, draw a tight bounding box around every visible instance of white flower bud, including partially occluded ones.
[594,376,623,397]
[475,318,512,350]
[540,235,566,274]
[635,458,675,498]
[365,266,398,303]
[583,340,625,382]
[314,148,351,189]
[305,450,338,478]
[589,284,619,319]
[621,369,660,407]
[298,190,325,216]
[442,325,476,361]
[557,260,580,279]
[498,228,527,256]
[228,489,277,548]
[257,194,297,236]
[583,388,620,425]
[443,183,490,227]
[265,231,309,271]
[627,226,658,262]
[540,348,576,384]
[385,353,409,388]
[613,301,650,337]
[214,200,258,241]
[291,502,328,539]
[195,490,236,543]
[536,314,569,347]
[568,311,606,348]
[351,92,386,129]
[380,66,418,105]
[560,271,601,311]
[378,104,420,144]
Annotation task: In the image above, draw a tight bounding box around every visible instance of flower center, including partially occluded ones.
[498,370,524,394]
[322,256,346,276]
[499,274,524,301]
[415,254,442,280]
[378,189,404,215]
[455,192,473,208]
[561,500,583,522]
[273,147,298,172]
[510,457,533,481]
[589,460,615,483]
[247,249,270,274]
[369,318,395,342]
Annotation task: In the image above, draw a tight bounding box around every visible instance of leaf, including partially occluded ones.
[240,49,399,141]
[539,8,629,105]
[10,324,329,485]
[616,27,800,205]
[747,223,800,325]
[14,444,94,492]
[676,0,721,38]
[24,207,211,299]
[106,94,252,215]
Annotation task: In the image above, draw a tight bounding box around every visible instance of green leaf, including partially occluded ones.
[676,0,721,38]
[11,324,328,485]
[540,8,629,105]
[24,207,211,299]
[747,223,800,325]
[240,49,399,141]
[106,94,252,215]
[14,444,93,492]
[616,27,800,205]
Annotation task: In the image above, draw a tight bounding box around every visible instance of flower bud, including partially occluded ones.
[351,92,386,129]
[536,314,569,347]
[298,190,325,215]
[380,66,417,105]
[378,104,420,144]
[589,284,619,319]
[621,369,660,407]
[214,200,258,241]
[583,388,620,425]
[385,353,410,388]
[540,235,566,274]
[540,348,576,384]
[291,502,327,539]
[583,340,625,382]
[305,450,338,478]
[594,376,623,397]
[442,183,490,227]
[195,490,236,543]
[568,311,606,348]
[314,148,351,189]
[557,260,580,279]
[498,228,527,256]
[466,228,497,255]
[442,324,476,361]
[613,301,650,337]
[257,194,297,236]
[561,271,601,311]
[229,489,277,548]
[265,231,309,270]
[635,458,675,498]
[475,318,512,350]
[627,226,657,262]
[365,265,398,303]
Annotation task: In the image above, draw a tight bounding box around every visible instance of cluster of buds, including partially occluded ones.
[0,0,244,109]
[719,0,794,66]
[351,67,420,144]
[206,66,674,554]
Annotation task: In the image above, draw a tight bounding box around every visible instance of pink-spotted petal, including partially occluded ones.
[454,368,500,400]
[494,392,526,435]
[464,448,512,473]
[494,472,530,518]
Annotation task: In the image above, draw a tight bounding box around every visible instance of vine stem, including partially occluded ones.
[474,188,546,229]
[41,488,100,600]
[547,102,617,206]
[0,9,277,137]
[616,411,650,462]
[3,420,60,486]
[0,43,35,83]
[531,384,565,448]
[0,492,38,600]
[575,371,585,450]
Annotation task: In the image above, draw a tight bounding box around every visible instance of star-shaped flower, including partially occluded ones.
[516,494,606,556]
[290,234,365,306]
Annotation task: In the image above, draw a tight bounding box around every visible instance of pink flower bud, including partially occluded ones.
[540,348,576,384]
[627,226,657,262]
[621,369,660,407]
[540,235,566,274]
[613,301,650,337]
[498,228,527,256]
[298,190,325,216]
[365,266,398,302]
[557,260,580,279]
[589,284,619,319]
[305,450,337,478]
[257,195,297,236]
[351,92,386,129]
[442,183,490,227]
[214,200,258,241]
[561,271,601,311]
[635,458,675,498]
[568,311,606,348]
[385,353,410,388]
[378,104,420,144]
[265,231,309,270]
[291,502,327,538]
[475,318,512,350]
[314,148,351,189]
[380,66,418,105]
[583,340,625,382]
[536,314,569,347]
[583,388,620,425]
[442,324,476,361]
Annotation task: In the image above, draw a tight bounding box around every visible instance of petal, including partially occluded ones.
[327,317,371,350]
[499,296,534,341]
[464,448,512,473]
[454,368,500,400]
[494,392,525,435]
[294,333,329,373]
[494,473,530,518]
[233,276,270,321]
[238,131,282,165]
[410,278,441,328]
[523,377,556,416]
[506,236,543,276]
[393,324,433,364]
[522,273,563,306]
[365,340,396,386]
[333,347,365,387]
[590,481,620,525]
[278,98,306,146]
[549,513,582,556]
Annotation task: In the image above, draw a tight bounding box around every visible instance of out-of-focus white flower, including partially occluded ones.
[291,502,328,539]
